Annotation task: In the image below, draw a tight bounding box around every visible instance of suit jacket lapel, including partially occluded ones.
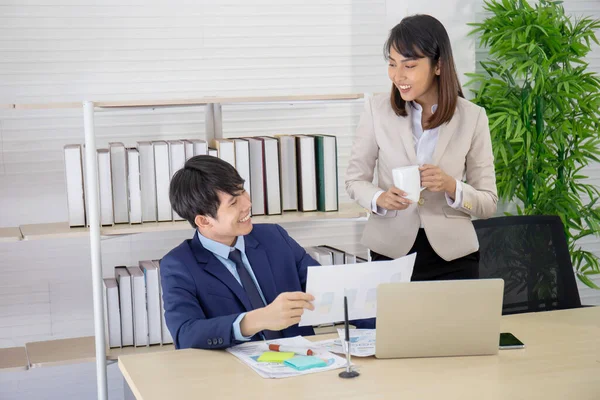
[189,232,252,311]
[431,106,460,166]
[244,233,278,305]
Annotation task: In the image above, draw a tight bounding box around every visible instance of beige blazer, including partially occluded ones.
[345,94,498,261]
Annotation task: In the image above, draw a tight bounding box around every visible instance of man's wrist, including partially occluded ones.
[240,308,266,337]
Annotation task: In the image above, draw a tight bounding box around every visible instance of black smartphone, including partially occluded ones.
[499,332,525,349]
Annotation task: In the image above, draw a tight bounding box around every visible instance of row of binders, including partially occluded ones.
[304,245,367,265]
[64,134,339,227]
[103,260,172,348]
[102,246,365,348]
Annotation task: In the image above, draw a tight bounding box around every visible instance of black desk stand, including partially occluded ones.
[339,296,360,379]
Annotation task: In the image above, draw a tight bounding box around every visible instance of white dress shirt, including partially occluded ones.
[372,102,463,220]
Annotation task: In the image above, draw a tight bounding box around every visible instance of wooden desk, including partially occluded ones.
[119,307,600,400]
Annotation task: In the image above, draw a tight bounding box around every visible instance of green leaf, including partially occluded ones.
[467,0,600,290]
[577,274,600,290]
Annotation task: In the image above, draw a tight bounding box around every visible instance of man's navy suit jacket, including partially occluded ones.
[160,224,317,349]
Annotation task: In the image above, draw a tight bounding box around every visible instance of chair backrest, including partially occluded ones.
[473,215,581,315]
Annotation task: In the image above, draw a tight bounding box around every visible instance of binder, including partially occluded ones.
[182,139,208,159]
[63,144,86,227]
[295,135,317,212]
[191,139,208,156]
[277,135,298,211]
[261,137,282,215]
[126,148,142,224]
[246,137,266,216]
[168,141,186,221]
[313,135,339,212]
[115,267,134,346]
[137,142,157,222]
[140,260,162,345]
[109,143,129,224]
[97,149,114,226]
[153,141,172,222]
[103,278,122,349]
[233,138,251,196]
[128,266,149,347]
[318,245,345,264]
[154,259,173,344]
[212,139,236,167]
[305,246,333,265]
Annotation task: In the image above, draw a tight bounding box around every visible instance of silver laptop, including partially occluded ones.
[375,279,504,359]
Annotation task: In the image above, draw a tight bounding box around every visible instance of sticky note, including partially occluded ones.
[283,356,327,371]
[257,351,295,363]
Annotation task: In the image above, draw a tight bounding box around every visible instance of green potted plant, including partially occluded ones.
[467,0,600,288]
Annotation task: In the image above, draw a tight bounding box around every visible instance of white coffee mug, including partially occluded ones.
[392,166,425,203]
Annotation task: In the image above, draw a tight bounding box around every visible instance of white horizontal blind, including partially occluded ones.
[0,0,389,104]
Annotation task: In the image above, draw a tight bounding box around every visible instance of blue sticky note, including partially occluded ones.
[283,356,327,371]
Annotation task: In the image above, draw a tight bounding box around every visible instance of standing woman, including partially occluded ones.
[346,14,498,281]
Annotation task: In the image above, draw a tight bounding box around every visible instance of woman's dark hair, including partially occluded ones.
[169,155,245,227]
[384,14,464,128]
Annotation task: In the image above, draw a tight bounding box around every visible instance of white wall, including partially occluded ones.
[0,0,597,399]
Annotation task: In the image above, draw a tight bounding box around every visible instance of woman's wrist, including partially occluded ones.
[444,176,457,198]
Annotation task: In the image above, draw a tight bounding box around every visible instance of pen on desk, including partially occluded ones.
[344,295,350,345]
[268,344,314,356]
[339,295,359,378]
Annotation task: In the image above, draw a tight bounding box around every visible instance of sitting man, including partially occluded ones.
[160,155,317,349]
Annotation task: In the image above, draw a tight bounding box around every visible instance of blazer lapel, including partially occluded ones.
[431,107,460,166]
[189,232,252,311]
[244,233,279,305]
[399,104,418,165]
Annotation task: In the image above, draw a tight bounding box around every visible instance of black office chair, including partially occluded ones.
[473,215,582,315]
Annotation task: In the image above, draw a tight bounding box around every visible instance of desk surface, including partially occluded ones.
[119,307,600,400]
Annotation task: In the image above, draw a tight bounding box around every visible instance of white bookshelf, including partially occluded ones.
[0,347,28,372]
[0,227,22,242]
[106,343,175,361]
[26,337,97,369]
[25,337,176,368]
[19,222,88,241]
[2,93,367,400]
[4,93,363,110]
[16,203,366,241]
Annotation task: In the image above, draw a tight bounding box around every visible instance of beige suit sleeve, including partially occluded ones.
[345,96,383,210]
[460,107,498,219]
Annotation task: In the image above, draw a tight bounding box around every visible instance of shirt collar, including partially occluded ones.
[411,101,438,114]
[196,230,245,259]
